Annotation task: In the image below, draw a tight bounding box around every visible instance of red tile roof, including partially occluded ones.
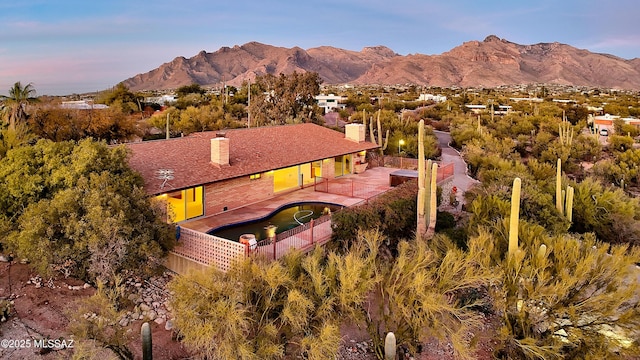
[126,123,379,195]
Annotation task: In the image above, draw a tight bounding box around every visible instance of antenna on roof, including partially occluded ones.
[156,169,175,190]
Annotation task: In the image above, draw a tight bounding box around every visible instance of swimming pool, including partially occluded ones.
[208,202,343,242]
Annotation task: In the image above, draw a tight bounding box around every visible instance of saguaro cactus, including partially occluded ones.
[384,332,396,360]
[555,158,574,221]
[362,109,367,131]
[556,159,563,215]
[508,177,521,257]
[559,112,574,146]
[142,322,153,360]
[370,109,389,152]
[537,244,547,261]
[417,120,437,236]
[427,162,438,235]
[565,185,574,222]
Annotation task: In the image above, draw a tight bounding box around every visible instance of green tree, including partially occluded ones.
[0,139,175,282]
[96,83,141,114]
[248,72,323,126]
[29,107,140,143]
[175,83,206,98]
[0,81,38,129]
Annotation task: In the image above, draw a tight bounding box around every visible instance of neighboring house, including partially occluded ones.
[465,104,486,114]
[144,94,177,106]
[60,100,109,110]
[417,94,447,103]
[590,114,640,133]
[126,123,378,222]
[509,97,544,103]
[315,94,346,113]
[464,104,512,115]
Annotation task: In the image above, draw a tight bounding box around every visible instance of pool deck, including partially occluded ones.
[179,166,399,233]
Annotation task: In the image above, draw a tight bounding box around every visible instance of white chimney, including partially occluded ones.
[345,123,365,142]
[211,133,230,166]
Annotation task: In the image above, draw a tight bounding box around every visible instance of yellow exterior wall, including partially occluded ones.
[300,163,313,186]
[156,185,204,223]
[274,165,300,192]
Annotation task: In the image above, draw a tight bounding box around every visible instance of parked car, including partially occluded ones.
[600,129,609,136]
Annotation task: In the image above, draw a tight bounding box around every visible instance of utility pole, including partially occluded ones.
[247,78,251,128]
[166,112,170,139]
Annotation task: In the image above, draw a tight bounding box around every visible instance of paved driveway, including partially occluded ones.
[434,130,479,204]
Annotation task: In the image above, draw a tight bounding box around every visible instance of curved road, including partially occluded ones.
[434,130,479,204]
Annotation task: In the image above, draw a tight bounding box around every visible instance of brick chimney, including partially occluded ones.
[345,123,365,142]
[211,132,230,166]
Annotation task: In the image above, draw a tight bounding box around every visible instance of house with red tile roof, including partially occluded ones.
[126,123,378,222]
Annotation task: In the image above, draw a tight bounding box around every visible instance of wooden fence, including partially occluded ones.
[167,227,246,273]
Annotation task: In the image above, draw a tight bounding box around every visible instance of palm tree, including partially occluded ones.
[1,81,38,129]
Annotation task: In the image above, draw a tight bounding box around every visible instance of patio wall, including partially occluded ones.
[166,227,246,274]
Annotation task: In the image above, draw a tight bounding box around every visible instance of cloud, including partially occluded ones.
[578,35,640,58]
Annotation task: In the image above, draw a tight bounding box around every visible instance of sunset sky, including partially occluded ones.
[1,0,639,95]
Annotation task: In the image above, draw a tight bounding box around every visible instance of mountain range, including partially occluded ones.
[123,35,640,91]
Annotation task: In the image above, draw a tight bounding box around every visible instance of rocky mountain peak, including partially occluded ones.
[122,37,640,91]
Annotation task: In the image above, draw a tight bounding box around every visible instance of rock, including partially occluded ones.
[139,303,151,312]
[119,318,129,327]
[0,255,9,262]
[154,317,165,325]
[20,258,29,264]
[147,310,157,321]
[135,282,142,288]
[83,283,92,289]
[165,319,174,331]
[152,301,160,309]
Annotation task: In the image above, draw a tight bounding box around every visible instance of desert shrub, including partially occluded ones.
[168,231,381,360]
[330,180,417,251]
[369,233,498,359]
[68,278,133,359]
[435,210,456,230]
[468,228,640,359]
[571,177,640,246]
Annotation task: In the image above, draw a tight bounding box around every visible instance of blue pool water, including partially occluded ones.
[208,202,343,242]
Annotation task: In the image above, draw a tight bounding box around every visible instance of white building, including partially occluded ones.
[315,94,346,114]
[60,100,109,110]
[145,94,177,106]
[417,94,447,103]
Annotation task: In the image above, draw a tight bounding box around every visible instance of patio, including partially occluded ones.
[167,163,454,273]
[180,166,399,234]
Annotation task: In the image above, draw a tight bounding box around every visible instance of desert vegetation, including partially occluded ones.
[2,79,640,359]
